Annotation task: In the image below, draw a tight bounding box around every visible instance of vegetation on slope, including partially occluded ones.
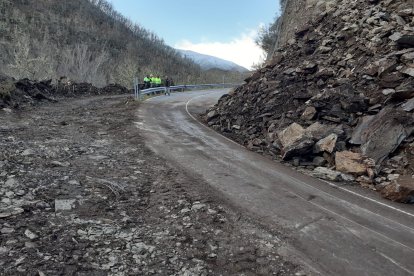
[0,0,244,87]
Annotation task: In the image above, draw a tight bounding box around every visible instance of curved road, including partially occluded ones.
[137,89,414,276]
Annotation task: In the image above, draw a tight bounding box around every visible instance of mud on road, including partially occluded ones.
[0,96,301,276]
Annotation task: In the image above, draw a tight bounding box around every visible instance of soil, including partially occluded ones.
[0,95,301,275]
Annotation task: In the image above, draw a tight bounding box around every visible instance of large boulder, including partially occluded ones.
[380,175,414,203]
[278,123,314,160]
[278,123,306,148]
[314,133,338,153]
[335,151,367,176]
[350,109,409,165]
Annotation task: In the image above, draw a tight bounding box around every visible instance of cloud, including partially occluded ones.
[175,29,265,70]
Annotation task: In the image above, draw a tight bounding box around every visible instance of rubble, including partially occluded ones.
[380,175,414,203]
[205,0,414,203]
[0,75,130,109]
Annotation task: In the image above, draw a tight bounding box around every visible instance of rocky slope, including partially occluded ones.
[206,0,414,203]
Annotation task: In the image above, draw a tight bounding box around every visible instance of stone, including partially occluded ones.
[350,109,408,165]
[389,32,403,42]
[335,151,367,176]
[278,123,305,148]
[50,161,70,167]
[393,85,414,100]
[401,52,414,63]
[0,246,9,256]
[312,156,326,166]
[305,122,335,140]
[25,241,37,248]
[21,149,34,156]
[380,72,405,88]
[301,106,317,120]
[361,121,407,165]
[191,203,206,211]
[400,67,414,77]
[340,173,355,182]
[5,178,18,187]
[0,207,24,218]
[382,89,395,96]
[206,110,218,121]
[402,98,414,112]
[396,35,414,48]
[68,180,80,185]
[24,229,38,240]
[387,174,400,181]
[54,199,77,211]
[349,116,375,145]
[311,167,341,181]
[281,138,314,160]
[380,175,414,203]
[314,134,338,153]
[1,227,15,234]
[376,58,397,77]
[5,191,15,198]
[15,190,25,196]
[180,208,191,214]
[322,116,341,123]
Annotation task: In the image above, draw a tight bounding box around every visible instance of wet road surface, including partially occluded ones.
[138,89,414,276]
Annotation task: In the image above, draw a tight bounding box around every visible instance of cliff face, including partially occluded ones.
[206,0,414,203]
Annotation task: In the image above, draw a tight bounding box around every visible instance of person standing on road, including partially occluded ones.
[164,76,172,96]
[150,74,156,88]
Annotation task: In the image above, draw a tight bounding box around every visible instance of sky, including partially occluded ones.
[111,0,281,70]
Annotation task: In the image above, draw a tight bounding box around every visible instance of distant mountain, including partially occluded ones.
[177,50,249,73]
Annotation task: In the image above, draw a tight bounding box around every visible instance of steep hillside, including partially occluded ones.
[206,0,414,202]
[177,50,249,73]
[0,0,239,87]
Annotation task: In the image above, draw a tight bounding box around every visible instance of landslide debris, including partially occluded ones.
[205,0,414,203]
[0,74,130,109]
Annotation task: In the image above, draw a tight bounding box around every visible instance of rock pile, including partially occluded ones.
[206,0,414,203]
[0,75,130,108]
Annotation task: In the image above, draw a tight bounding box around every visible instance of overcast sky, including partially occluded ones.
[111,0,281,69]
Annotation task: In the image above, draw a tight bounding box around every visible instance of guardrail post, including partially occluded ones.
[137,80,141,100]
[133,77,138,99]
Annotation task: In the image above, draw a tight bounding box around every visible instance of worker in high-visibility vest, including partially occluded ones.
[143,75,150,89]
[156,75,162,87]
[150,74,156,87]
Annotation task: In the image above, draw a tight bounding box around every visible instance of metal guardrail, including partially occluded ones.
[133,83,242,99]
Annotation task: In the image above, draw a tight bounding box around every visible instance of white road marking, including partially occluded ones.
[321,179,414,218]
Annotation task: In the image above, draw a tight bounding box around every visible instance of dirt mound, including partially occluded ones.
[206,0,414,203]
[0,76,130,109]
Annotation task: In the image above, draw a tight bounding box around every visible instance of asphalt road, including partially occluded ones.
[137,89,414,276]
